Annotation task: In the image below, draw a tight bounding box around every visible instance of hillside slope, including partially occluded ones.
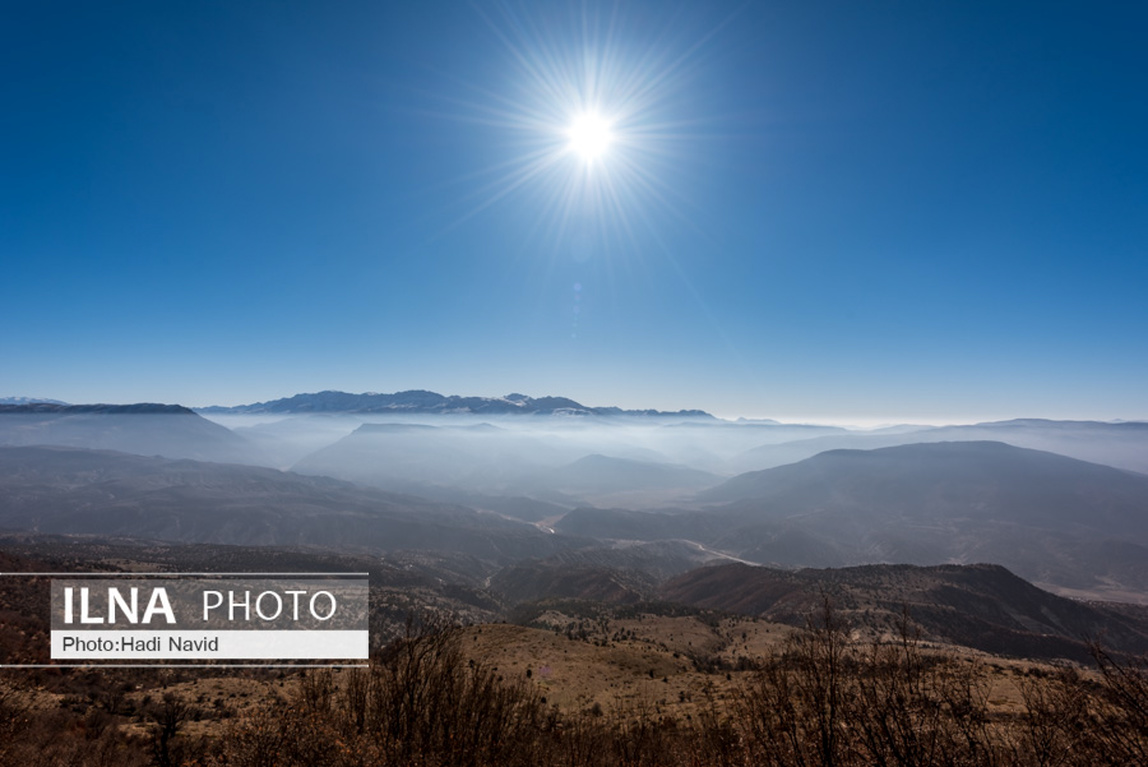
[0,446,580,561]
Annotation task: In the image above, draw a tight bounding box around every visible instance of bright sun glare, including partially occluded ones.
[441,3,723,236]
[566,112,614,161]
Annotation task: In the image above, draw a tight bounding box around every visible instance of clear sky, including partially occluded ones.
[3,1,1146,422]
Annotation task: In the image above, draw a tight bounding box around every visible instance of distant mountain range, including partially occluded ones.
[557,441,1148,599]
[0,403,189,414]
[700,441,1148,531]
[292,424,725,503]
[730,418,1148,474]
[197,389,715,418]
[7,435,1148,661]
[0,402,255,463]
[0,446,581,561]
[5,396,1148,603]
[0,396,69,406]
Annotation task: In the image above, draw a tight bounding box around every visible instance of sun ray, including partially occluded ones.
[416,2,743,265]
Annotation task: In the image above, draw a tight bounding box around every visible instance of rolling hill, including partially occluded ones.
[558,442,1148,599]
[0,446,582,561]
[0,403,258,463]
[660,561,1148,662]
[732,419,1148,474]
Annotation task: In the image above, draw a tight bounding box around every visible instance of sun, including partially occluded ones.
[566,112,614,162]
[433,2,731,235]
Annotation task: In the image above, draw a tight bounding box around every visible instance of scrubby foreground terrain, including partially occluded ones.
[3,609,1147,766]
[2,542,1148,766]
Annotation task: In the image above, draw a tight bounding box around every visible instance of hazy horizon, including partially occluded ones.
[5,386,1145,429]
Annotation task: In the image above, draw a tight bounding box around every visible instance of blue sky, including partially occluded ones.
[3,1,1146,422]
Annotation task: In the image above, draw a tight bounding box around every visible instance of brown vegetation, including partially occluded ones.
[3,603,1148,766]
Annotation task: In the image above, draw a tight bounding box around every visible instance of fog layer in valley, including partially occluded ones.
[3,396,1148,603]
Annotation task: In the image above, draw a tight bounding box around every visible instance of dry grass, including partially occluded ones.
[2,606,1146,766]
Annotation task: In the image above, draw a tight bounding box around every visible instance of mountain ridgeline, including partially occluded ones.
[658,561,1148,662]
[198,389,715,418]
[2,392,1148,606]
[0,402,254,463]
[558,441,1148,598]
[701,441,1148,535]
[0,446,582,561]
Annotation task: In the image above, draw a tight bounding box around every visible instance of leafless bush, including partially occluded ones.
[0,683,30,764]
[1015,666,1090,767]
[736,599,1007,767]
[147,690,197,767]
[10,611,1148,767]
[211,624,551,767]
[736,594,857,766]
[1074,643,1148,765]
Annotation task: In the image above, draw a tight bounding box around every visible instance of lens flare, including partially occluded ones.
[425,3,737,255]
